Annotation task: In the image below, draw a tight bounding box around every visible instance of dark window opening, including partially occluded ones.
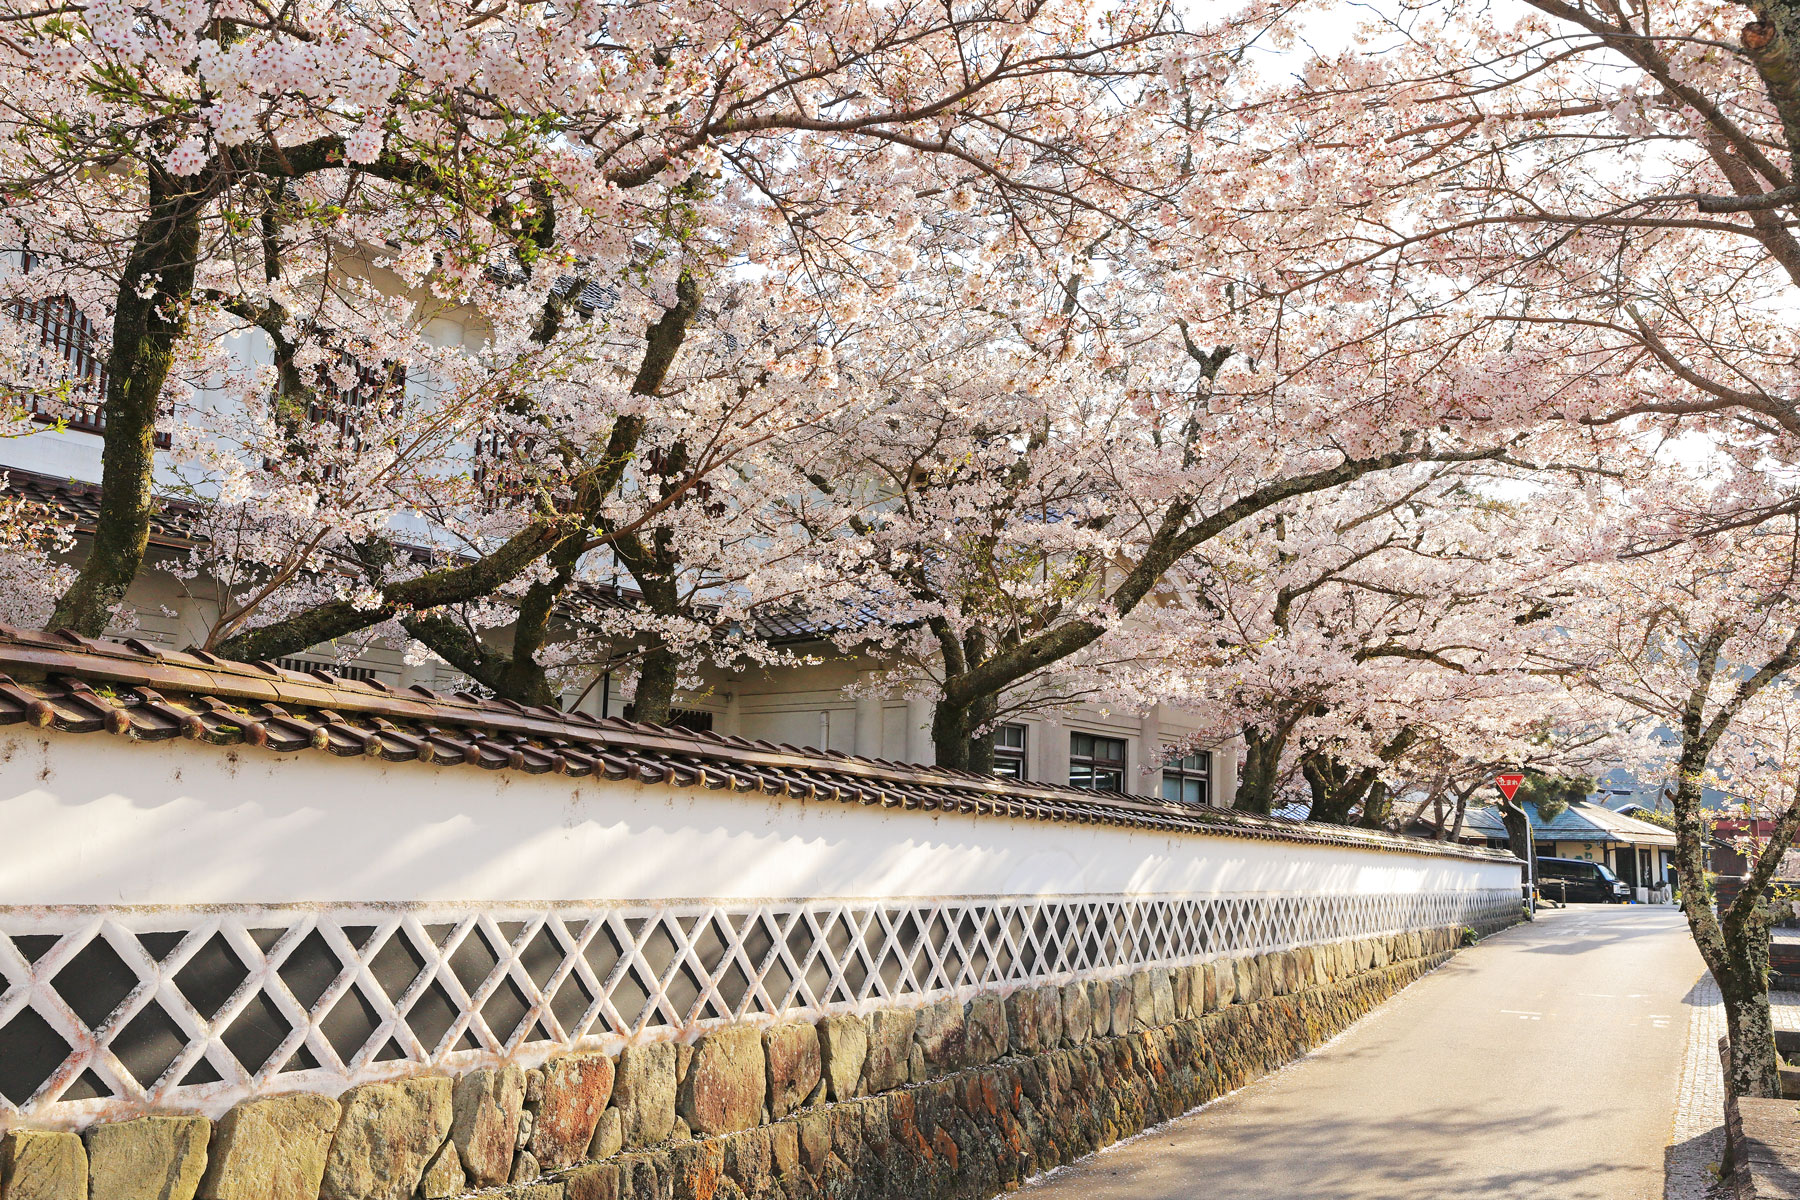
[1069,733,1126,793]
[993,724,1027,780]
[1161,751,1211,806]
[624,705,713,733]
[272,656,380,684]
[7,251,170,446]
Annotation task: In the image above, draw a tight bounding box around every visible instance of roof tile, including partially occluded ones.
[0,622,1514,863]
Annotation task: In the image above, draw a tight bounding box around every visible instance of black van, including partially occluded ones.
[1537,857,1631,903]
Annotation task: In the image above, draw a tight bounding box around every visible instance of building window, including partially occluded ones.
[993,724,1027,780]
[1161,751,1212,805]
[1069,732,1127,793]
[7,250,170,446]
[273,656,380,683]
[666,708,714,733]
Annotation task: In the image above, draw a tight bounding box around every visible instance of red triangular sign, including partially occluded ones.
[1496,773,1524,802]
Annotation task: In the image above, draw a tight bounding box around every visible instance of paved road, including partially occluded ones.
[1024,906,1706,1200]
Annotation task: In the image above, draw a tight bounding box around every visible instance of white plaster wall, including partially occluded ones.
[0,731,1521,909]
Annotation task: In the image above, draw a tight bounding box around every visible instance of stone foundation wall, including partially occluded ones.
[0,925,1498,1200]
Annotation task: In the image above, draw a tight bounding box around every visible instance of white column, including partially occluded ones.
[571,674,605,718]
[716,691,742,738]
[1137,707,1163,798]
[398,657,435,691]
[1038,716,1068,786]
[1212,736,1241,808]
[854,693,884,759]
[170,593,218,651]
[904,697,933,765]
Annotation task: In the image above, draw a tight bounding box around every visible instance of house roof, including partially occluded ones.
[0,624,1513,863]
[5,466,206,548]
[1460,800,1676,847]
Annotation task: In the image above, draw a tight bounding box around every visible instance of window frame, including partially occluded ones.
[993,723,1028,780]
[1069,731,1127,793]
[1160,750,1212,806]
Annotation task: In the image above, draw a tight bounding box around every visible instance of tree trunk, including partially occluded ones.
[1498,797,1536,910]
[1233,724,1289,815]
[628,641,680,726]
[51,177,208,634]
[1670,741,1785,1097]
[1358,780,1394,829]
[1720,897,1782,1099]
[1303,750,1379,825]
[931,692,998,774]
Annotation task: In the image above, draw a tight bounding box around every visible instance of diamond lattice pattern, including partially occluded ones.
[0,889,1518,1122]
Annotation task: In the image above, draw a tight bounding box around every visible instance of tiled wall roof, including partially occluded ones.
[5,467,205,547]
[0,625,1513,863]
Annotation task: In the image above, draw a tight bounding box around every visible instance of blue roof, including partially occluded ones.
[1461,799,1674,846]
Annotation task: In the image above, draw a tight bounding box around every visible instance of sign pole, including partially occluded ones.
[1496,773,1532,914]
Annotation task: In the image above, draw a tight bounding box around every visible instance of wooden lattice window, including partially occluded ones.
[6,251,169,444]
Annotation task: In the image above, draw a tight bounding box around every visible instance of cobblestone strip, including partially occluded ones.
[1667,972,1726,1200]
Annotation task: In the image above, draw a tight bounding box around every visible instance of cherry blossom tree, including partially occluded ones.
[0,0,1189,665]
[1117,463,1621,824]
[1552,494,1800,1096]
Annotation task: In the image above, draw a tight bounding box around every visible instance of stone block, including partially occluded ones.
[589,1107,624,1160]
[85,1116,209,1200]
[720,1126,774,1194]
[614,1043,679,1149]
[503,1185,563,1200]
[2,1131,85,1200]
[321,1075,454,1200]
[453,1065,527,1187]
[795,1110,833,1175]
[1234,957,1259,1005]
[1131,971,1158,1031]
[818,1013,867,1102]
[678,1026,765,1137]
[418,1141,465,1199]
[565,1161,620,1200]
[768,1122,800,1180]
[966,994,1008,1063]
[615,1153,664,1200]
[200,1093,340,1200]
[763,1022,822,1120]
[665,1140,723,1200]
[1058,984,1090,1046]
[1107,977,1133,1036]
[1005,988,1041,1055]
[534,1053,616,1169]
[1264,952,1288,997]
[1372,938,1389,968]
[1086,980,1111,1039]
[861,1009,916,1094]
[1172,964,1192,1018]
[510,1151,541,1183]
[1148,968,1177,1026]
[1035,984,1064,1049]
[1214,958,1238,1007]
[911,999,967,1078]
